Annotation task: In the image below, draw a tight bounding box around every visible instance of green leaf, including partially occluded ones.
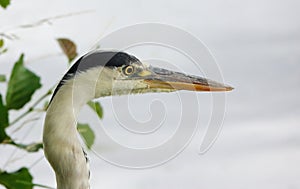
[0,168,33,189]
[6,54,41,110]
[0,0,10,9]
[77,123,95,149]
[0,94,9,143]
[0,48,8,55]
[0,39,4,48]
[0,74,6,82]
[57,38,78,63]
[87,101,103,119]
[0,94,8,128]
[0,129,8,143]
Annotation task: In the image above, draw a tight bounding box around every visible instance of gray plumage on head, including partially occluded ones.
[51,51,141,103]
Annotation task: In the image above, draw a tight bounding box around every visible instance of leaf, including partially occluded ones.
[0,94,9,143]
[77,123,95,149]
[0,94,8,128]
[0,48,8,55]
[0,75,6,82]
[87,101,103,119]
[0,39,7,55]
[0,0,10,9]
[6,54,41,110]
[0,167,33,189]
[0,129,8,143]
[57,38,78,62]
[0,39,3,48]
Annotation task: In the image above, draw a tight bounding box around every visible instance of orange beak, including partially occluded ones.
[142,66,233,92]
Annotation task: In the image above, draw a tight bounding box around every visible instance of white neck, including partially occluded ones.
[43,70,99,189]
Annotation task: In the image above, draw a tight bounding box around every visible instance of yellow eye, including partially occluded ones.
[123,65,135,75]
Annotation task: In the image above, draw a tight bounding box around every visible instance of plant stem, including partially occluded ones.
[9,89,52,126]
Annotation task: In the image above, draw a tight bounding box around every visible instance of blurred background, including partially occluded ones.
[0,0,299,188]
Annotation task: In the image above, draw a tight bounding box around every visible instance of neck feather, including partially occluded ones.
[43,71,97,189]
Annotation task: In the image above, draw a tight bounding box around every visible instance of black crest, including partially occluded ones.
[50,51,139,103]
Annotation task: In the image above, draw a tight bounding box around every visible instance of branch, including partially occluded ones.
[9,89,52,127]
[0,10,94,40]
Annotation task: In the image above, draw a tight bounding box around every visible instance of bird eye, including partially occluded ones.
[123,65,135,75]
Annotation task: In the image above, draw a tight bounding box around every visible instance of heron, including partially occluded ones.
[43,50,233,189]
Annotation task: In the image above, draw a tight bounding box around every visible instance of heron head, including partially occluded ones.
[52,51,233,102]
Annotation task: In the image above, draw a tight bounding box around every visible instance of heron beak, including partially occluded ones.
[139,66,233,92]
